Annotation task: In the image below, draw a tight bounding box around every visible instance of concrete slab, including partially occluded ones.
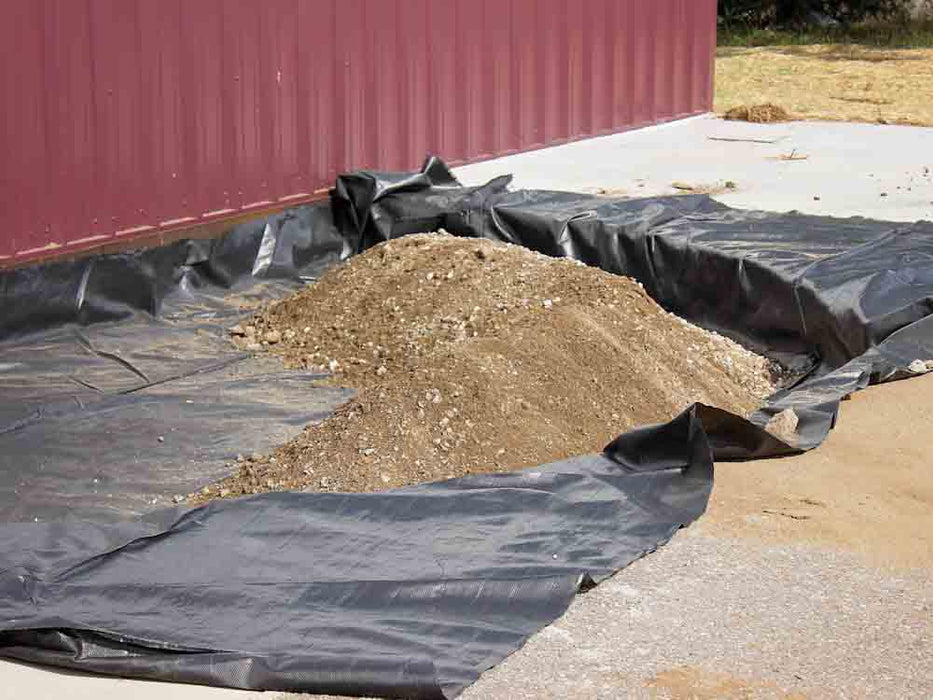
[5,115,932,699]
[458,534,932,700]
[456,115,933,223]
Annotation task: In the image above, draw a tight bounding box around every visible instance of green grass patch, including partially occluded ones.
[719,19,933,48]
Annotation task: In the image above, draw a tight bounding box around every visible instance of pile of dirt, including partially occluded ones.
[194,234,780,502]
[724,103,792,123]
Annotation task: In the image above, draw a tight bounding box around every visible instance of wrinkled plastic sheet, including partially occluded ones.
[2,158,932,697]
[0,405,714,699]
[0,205,351,522]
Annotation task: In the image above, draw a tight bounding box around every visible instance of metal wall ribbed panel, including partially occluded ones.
[0,0,717,262]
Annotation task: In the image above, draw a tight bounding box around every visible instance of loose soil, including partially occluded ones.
[716,45,933,126]
[194,235,778,503]
[698,372,933,570]
[648,667,807,700]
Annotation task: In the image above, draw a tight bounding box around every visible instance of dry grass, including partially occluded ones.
[670,181,739,196]
[716,44,933,126]
[723,103,791,123]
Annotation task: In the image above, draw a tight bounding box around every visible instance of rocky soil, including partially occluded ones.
[194,234,781,502]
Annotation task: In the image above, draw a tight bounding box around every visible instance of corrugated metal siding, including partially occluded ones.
[0,0,717,263]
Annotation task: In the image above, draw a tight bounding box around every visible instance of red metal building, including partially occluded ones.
[0,0,717,264]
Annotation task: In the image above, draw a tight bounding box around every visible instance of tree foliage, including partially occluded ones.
[718,0,922,28]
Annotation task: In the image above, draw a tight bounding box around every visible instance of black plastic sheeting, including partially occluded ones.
[0,206,352,522]
[2,158,932,697]
[0,406,714,699]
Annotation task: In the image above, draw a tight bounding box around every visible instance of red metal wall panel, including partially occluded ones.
[0,0,718,263]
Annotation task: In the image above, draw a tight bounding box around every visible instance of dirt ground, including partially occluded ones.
[194,234,779,503]
[700,372,933,571]
[647,667,807,700]
[716,45,933,126]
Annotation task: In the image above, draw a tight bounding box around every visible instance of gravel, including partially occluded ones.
[195,234,780,502]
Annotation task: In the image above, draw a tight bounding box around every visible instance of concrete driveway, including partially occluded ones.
[4,115,932,699]
[457,114,933,223]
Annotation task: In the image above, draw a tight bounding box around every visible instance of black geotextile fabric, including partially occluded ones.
[1,157,932,697]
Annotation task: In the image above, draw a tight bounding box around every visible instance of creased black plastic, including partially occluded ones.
[0,204,351,522]
[2,158,933,697]
[0,406,713,699]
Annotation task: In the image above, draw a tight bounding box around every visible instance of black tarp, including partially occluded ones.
[0,205,352,522]
[0,406,714,699]
[1,158,932,697]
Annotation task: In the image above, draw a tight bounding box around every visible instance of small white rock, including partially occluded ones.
[766,408,799,443]
[908,359,930,374]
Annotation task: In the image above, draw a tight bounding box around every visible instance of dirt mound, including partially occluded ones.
[724,103,792,123]
[195,235,778,502]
